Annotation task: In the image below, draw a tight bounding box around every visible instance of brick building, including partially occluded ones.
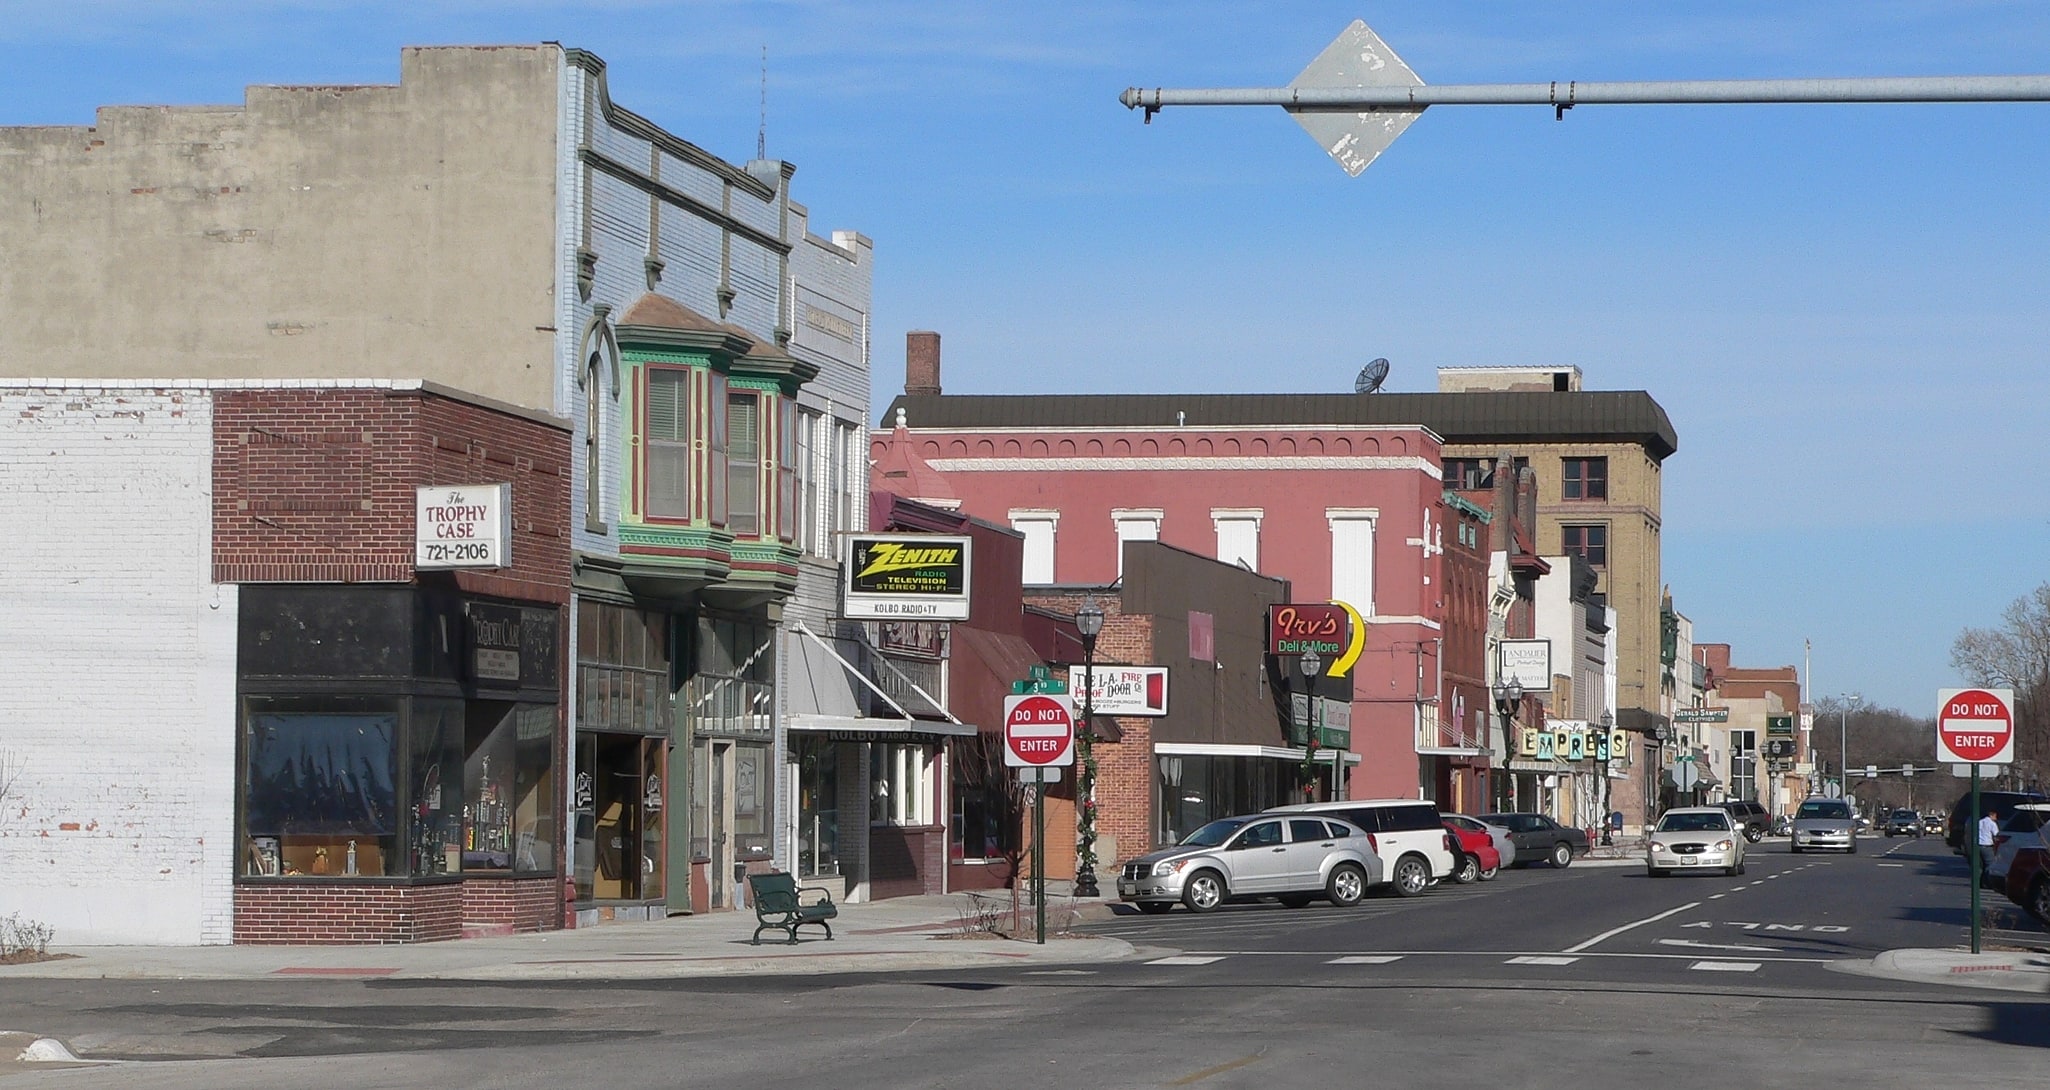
[0,380,570,945]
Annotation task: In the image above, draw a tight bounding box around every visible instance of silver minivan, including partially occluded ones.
[1790,797,1857,854]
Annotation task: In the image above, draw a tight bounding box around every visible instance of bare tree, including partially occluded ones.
[1951,582,2050,791]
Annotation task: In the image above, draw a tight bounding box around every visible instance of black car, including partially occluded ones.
[1883,808,1924,837]
[1946,790,2048,855]
[1478,812,1589,868]
[1719,800,1771,843]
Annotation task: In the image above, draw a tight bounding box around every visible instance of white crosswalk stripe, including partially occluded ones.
[1328,955,1404,964]
[1690,961,1761,972]
[1147,955,1225,966]
[1504,955,1580,966]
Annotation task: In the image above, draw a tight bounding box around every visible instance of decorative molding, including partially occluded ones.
[581,149,790,257]
[925,456,1435,474]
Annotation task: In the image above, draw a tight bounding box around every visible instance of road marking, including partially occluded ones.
[1659,938,1773,952]
[1728,887,1748,892]
[1562,901,1700,953]
[1328,955,1404,964]
[1506,955,1581,965]
[1167,1053,1266,1086]
[1024,969,1098,975]
[1690,961,1762,972]
[1175,949,1832,964]
[1878,863,1905,868]
[1709,894,1726,899]
[1148,956,1225,966]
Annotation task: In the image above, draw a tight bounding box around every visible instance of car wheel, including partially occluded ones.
[1550,842,1574,868]
[1848,841,1858,855]
[1744,827,1762,844]
[1327,863,1367,907]
[1477,863,1499,881]
[1277,893,1314,909]
[1453,853,1480,884]
[1391,855,1431,897]
[1181,870,1225,913]
[1137,901,1173,915]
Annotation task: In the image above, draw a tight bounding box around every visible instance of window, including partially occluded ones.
[727,391,761,535]
[949,737,1014,862]
[1561,523,1608,567]
[1327,509,1377,614]
[644,368,690,520]
[708,372,729,526]
[1212,509,1261,570]
[870,743,935,826]
[1562,457,1608,501]
[833,420,862,539]
[1010,509,1058,583]
[796,408,823,555]
[584,351,606,530]
[243,703,399,877]
[776,398,797,543]
[462,702,555,872]
[1112,509,1161,575]
[1443,457,1494,490]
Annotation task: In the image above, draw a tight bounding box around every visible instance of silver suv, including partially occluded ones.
[1117,814,1381,914]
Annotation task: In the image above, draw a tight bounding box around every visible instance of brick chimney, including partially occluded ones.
[906,331,941,396]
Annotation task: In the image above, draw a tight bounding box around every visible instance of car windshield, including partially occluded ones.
[1180,817,1252,848]
[1891,810,1916,820]
[1798,801,1850,819]
[1658,812,1729,833]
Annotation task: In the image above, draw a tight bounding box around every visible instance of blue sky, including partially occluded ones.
[7,1,2048,715]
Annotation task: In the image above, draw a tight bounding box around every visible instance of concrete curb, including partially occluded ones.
[1836,948,2050,994]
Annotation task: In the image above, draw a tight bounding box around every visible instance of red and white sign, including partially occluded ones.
[1937,687,2014,765]
[1078,666,1170,717]
[1003,693,1075,767]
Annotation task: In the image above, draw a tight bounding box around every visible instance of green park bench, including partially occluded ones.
[746,872,838,945]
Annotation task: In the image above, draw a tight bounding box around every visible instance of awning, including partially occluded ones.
[787,715,977,743]
[1418,746,1487,758]
[952,625,1124,743]
[1154,742,1361,766]
[785,624,969,744]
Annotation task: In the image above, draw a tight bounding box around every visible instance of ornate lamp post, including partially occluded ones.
[1072,596,1104,899]
[1598,709,1615,845]
[1492,677,1523,812]
[1300,648,1325,800]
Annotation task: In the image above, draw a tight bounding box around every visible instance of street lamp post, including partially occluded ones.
[1072,597,1104,899]
[1597,710,1615,845]
[1300,648,1324,801]
[1492,677,1523,813]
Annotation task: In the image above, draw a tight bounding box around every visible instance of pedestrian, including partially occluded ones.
[1976,807,2000,874]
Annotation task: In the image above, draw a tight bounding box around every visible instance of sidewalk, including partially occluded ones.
[0,891,1136,984]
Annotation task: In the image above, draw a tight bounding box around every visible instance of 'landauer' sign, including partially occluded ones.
[843,534,972,621]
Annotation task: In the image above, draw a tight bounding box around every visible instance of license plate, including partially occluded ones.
[1680,857,1698,866]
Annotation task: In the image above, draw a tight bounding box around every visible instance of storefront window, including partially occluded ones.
[1157,755,1295,847]
[243,701,399,877]
[409,699,464,876]
[463,703,556,873]
[950,738,1013,862]
[795,736,840,877]
[871,743,935,826]
[575,601,673,902]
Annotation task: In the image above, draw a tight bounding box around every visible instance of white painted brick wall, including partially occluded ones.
[0,387,237,945]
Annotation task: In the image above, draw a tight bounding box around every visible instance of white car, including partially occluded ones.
[1647,806,1746,877]
[1265,799,1459,897]
[1985,803,2050,889]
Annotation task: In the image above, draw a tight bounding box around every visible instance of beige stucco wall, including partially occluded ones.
[1448,439,1664,724]
[0,47,560,410]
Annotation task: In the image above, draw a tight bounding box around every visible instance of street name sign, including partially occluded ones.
[1937,687,2014,766]
[1003,693,1075,767]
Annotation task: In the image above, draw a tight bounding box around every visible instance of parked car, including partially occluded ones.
[1116,814,1381,914]
[1883,808,1926,837]
[1983,803,2050,890]
[1443,812,1517,869]
[1266,799,1459,897]
[1647,806,1747,877]
[1945,790,2048,855]
[1719,800,1771,843]
[1790,797,1857,854]
[1478,812,1589,868]
[1442,818,1502,883]
[2003,844,2050,924]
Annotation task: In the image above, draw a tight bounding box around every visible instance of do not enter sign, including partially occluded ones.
[1937,687,2014,766]
[1004,693,1075,767]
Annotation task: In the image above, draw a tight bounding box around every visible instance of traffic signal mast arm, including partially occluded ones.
[1119,75,2050,114]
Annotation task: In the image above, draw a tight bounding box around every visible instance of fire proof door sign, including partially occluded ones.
[1938,687,2015,766]
[1004,693,1075,767]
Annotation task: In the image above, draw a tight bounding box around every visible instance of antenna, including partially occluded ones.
[1354,357,1390,394]
[757,45,768,160]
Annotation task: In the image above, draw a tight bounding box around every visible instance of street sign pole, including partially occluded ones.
[1970,764,1982,955]
[1035,773,1046,946]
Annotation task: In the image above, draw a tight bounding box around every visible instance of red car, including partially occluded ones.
[1443,819,1502,883]
[2003,844,2050,924]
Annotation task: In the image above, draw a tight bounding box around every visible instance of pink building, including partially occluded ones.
[873,335,1460,800]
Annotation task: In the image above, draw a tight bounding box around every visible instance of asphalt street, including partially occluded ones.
[2,834,2044,1090]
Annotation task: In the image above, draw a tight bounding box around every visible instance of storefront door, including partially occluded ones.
[575,731,667,903]
[709,740,733,908]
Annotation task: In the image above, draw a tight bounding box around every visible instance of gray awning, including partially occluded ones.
[787,715,977,743]
[784,626,969,743]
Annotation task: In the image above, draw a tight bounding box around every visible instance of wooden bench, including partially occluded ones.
[747,872,838,945]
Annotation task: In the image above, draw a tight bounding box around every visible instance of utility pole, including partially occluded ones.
[1121,21,2050,177]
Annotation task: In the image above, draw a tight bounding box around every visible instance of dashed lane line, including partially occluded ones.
[1690,961,1762,972]
[1506,955,1581,966]
[1327,955,1404,964]
[1147,956,1225,966]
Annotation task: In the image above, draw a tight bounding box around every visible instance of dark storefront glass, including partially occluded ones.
[795,735,840,877]
[463,703,556,872]
[950,736,1014,862]
[1155,755,1295,847]
[410,699,465,875]
[243,700,400,877]
[575,602,673,902]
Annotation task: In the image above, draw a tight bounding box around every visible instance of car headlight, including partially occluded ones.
[1153,859,1191,877]
[1714,840,1733,852]
[1648,842,1667,853]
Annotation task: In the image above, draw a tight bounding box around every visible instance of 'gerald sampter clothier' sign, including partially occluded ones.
[842,535,972,620]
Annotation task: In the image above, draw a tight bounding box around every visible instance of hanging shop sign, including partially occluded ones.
[1078,665,1170,717]
[416,483,512,569]
[1766,714,1795,736]
[1675,707,1731,724]
[842,534,972,621]
[1267,601,1367,676]
[1497,639,1552,691]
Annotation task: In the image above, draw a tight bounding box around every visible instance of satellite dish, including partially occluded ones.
[1355,358,1390,394]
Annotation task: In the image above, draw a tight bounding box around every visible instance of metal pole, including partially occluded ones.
[1121,75,2050,113]
[1969,765,1983,955]
[1034,776,1046,946]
